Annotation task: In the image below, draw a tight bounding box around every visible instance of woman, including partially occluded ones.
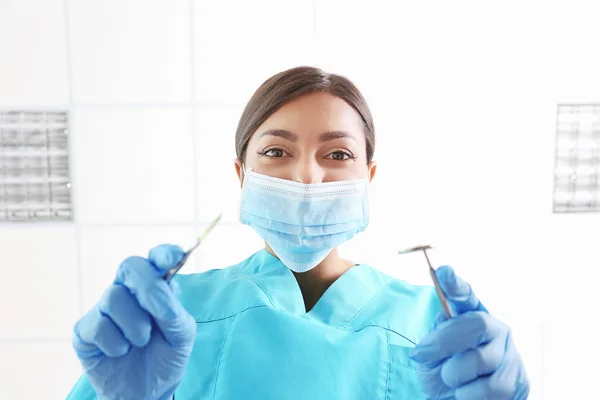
[67,67,529,399]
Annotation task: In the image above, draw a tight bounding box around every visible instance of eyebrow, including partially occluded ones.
[259,129,356,142]
[259,129,298,142]
[319,130,356,142]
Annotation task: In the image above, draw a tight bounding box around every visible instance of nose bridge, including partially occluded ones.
[295,156,323,184]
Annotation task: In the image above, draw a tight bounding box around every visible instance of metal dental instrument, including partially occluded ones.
[398,245,455,318]
[162,214,222,282]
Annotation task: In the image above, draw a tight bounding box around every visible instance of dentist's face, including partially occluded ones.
[236,91,376,185]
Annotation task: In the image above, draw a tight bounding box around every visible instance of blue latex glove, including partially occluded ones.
[72,245,197,400]
[409,266,530,400]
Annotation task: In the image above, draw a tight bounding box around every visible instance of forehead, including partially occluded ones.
[256,92,365,139]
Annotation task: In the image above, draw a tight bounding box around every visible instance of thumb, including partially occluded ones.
[148,244,185,271]
[147,245,195,345]
[114,255,196,348]
[435,266,487,315]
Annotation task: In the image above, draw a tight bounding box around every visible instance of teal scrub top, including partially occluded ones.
[67,249,441,399]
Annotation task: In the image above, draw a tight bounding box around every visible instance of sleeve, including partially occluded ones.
[65,374,97,399]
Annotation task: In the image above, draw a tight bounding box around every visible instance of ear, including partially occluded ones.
[367,160,377,183]
[234,158,244,188]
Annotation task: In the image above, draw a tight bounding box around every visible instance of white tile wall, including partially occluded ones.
[68,0,191,104]
[194,224,264,272]
[540,215,600,399]
[79,226,197,312]
[2,0,600,398]
[0,0,69,106]
[194,0,316,105]
[195,104,245,223]
[0,341,82,399]
[0,227,79,340]
[72,108,196,224]
[313,1,404,104]
[543,320,600,400]
[512,322,544,400]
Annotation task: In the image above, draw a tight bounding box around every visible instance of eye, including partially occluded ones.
[325,151,355,161]
[260,148,288,158]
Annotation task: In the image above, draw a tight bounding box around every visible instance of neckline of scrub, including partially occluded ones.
[256,249,391,327]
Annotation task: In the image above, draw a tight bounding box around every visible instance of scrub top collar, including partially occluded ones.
[254,249,392,327]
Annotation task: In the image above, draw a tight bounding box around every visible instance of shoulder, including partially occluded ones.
[173,250,274,322]
[350,266,442,346]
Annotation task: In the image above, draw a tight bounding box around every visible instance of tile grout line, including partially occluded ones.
[189,0,200,234]
[0,102,245,111]
[0,337,71,344]
[540,321,545,400]
[312,0,317,35]
[0,221,241,229]
[63,0,75,105]
[62,0,85,318]
[188,0,207,275]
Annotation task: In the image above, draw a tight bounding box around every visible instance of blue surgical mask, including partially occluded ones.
[239,167,370,273]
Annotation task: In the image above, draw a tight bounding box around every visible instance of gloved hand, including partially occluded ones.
[409,266,530,400]
[72,244,197,400]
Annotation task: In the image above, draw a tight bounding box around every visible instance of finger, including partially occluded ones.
[435,266,486,314]
[115,256,180,320]
[410,312,505,364]
[415,363,455,399]
[148,244,185,272]
[455,344,529,400]
[72,328,102,360]
[454,334,529,400]
[98,284,152,347]
[431,311,448,330]
[115,256,196,347]
[170,278,182,298]
[440,332,508,388]
[454,367,519,400]
[454,375,496,400]
[74,307,130,358]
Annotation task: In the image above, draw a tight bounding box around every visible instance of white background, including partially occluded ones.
[1,0,599,398]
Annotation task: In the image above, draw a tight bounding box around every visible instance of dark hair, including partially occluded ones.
[235,66,375,163]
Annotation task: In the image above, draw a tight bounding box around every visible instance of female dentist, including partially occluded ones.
[67,66,529,400]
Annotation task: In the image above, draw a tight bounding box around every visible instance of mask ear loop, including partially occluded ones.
[241,164,253,186]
